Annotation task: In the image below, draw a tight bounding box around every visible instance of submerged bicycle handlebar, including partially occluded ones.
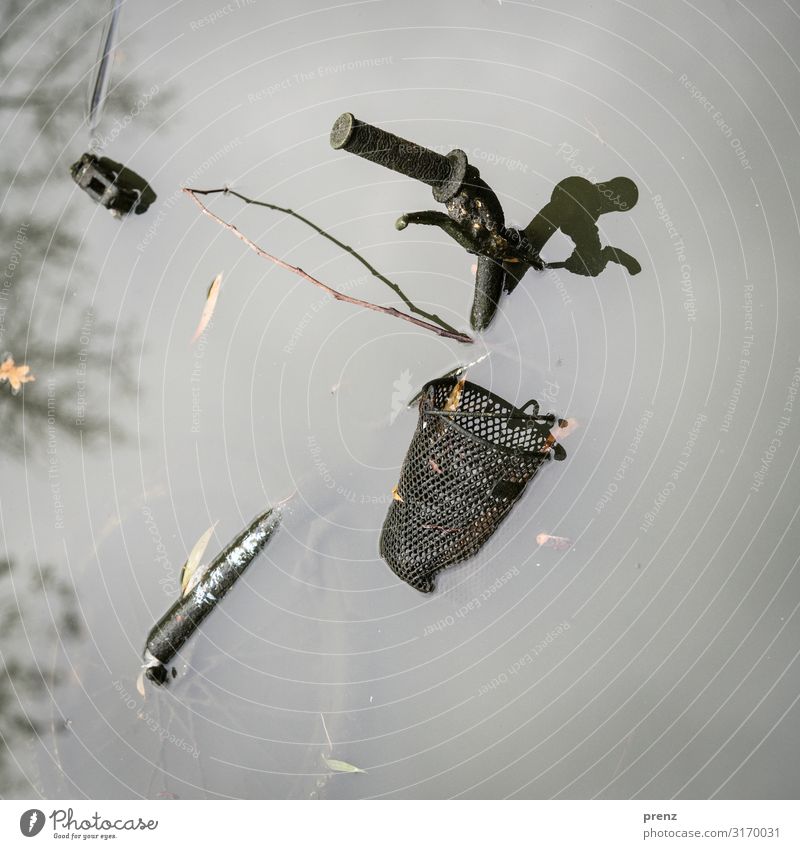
[329,112,543,331]
[329,112,469,203]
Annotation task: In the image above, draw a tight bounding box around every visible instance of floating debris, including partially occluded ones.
[140,505,283,687]
[536,533,572,551]
[0,354,35,394]
[330,112,640,330]
[73,2,158,217]
[179,522,217,595]
[182,187,472,343]
[70,153,156,216]
[381,377,567,592]
[191,272,223,343]
[322,756,366,774]
[330,112,542,330]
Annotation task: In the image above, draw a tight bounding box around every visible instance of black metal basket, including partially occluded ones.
[380,377,567,592]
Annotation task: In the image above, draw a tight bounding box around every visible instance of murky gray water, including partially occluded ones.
[1,0,799,799]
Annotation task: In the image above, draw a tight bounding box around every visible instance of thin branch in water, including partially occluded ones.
[188,186,461,336]
[182,187,473,345]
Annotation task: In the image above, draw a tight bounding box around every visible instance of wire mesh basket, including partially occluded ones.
[380,377,567,592]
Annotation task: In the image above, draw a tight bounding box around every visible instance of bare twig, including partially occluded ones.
[188,186,462,336]
[182,187,473,345]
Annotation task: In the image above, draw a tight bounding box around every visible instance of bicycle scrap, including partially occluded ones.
[330,112,640,331]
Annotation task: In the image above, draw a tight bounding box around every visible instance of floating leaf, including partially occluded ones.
[191,272,223,343]
[180,522,217,596]
[322,756,366,774]
[536,533,572,551]
[0,355,35,394]
[407,354,488,408]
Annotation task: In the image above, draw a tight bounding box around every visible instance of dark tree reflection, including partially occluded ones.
[0,0,166,457]
[0,557,81,795]
[0,213,138,456]
[0,0,168,796]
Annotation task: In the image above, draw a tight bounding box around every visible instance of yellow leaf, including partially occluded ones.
[0,355,35,394]
[191,272,223,343]
[391,484,403,503]
[443,377,465,412]
[322,756,366,774]
[180,522,217,596]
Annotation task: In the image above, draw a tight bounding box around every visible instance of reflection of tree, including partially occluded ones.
[0,0,164,159]
[0,0,175,798]
[0,557,80,795]
[0,1,165,457]
[0,214,138,456]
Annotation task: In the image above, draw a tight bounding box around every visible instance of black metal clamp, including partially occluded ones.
[330,113,543,331]
[70,153,156,217]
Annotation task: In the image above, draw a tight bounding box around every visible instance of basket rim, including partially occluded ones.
[419,377,553,461]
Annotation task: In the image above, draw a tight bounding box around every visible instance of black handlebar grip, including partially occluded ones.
[330,112,468,203]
